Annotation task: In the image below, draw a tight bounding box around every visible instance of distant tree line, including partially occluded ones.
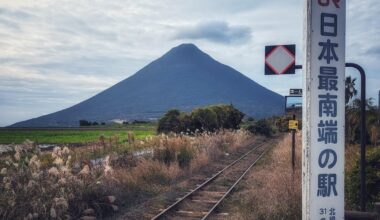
[157,104,244,134]
[79,120,105,126]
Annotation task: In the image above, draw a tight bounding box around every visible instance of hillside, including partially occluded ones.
[11,43,284,127]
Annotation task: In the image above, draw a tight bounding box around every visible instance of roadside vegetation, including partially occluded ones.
[223,133,302,219]
[345,140,380,211]
[157,104,244,134]
[0,123,156,145]
[0,129,252,219]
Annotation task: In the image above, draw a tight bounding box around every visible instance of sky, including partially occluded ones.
[0,0,379,126]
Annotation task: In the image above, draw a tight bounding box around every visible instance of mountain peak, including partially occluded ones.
[161,43,210,63]
[175,43,199,51]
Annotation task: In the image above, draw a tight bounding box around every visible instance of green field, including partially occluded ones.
[0,124,157,144]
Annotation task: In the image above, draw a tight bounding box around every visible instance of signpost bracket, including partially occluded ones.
[345,62,367,212]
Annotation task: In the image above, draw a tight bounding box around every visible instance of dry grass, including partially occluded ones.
[0,130,252,219]
[228,133,302,220]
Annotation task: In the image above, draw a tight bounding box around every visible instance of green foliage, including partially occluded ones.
[157,104,244,134]
[153,146,176,166]
[157,109,182,134]
[0,127,156,144]
[79,120,91,126]
[346,98,379,144]
[346,148,380,210]
[345,76,358,104]
[246,119,274,137]
[177,146,194,168]
[190,108,218,132]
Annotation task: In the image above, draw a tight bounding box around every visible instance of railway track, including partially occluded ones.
[151,141,271,220]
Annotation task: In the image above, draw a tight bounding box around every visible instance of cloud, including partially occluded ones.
[0,7,33,19]
[365,46,380,56]
[0,0,379,126]
[174,21,252,44]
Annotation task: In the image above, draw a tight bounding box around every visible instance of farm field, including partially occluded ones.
[0,123,157,144]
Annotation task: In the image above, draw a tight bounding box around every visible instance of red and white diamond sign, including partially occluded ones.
[265,45,296,75]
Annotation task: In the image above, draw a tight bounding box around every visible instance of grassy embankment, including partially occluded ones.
[221,132,302,219]
[0,130,253,219]
[219,132,380,219]
[0,123,156,144]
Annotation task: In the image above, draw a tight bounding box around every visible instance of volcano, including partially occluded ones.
[11,43,284,127]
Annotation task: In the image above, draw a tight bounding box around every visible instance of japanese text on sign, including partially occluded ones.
[303,0,346,219]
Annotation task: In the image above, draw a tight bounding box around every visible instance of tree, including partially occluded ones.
[157,109,182,133]
[246,119,273,137]
[79,120,91,126]
[224,104,245,129]
[157,104,245,134]
[346,98,378,144]
[190,108,218,132]
[345,76,358,104]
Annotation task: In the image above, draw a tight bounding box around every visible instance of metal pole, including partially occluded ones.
[345,62,366,211]
[292,114,296,171]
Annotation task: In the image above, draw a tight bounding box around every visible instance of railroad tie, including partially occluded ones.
[191,199,218,204]
[176,210,209,218]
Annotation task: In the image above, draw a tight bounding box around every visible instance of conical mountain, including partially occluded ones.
[11,43,284,127]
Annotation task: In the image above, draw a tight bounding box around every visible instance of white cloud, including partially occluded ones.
[174,21,252,44]
[0,0,379,126]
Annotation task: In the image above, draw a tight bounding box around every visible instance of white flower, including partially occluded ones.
[106,195,116,203]
[0,168,7,175]
[28,155,41,171]
[51,152,58,159]
[26,213,33,220]
[14,145,22,153]
[32,171,42,179]
[53,197,68,212]
[62,146,70,155]
[48,167,59,176]
[79,165,90,175]
[50,208,57,218]
[53,157,64,167]
[60,166,70,175]
[66,155,72,167]
[14,151,21,161]
[103,156,113,176]
[27,180,36,189]
[58,178,66,185]
[53,147,62,157]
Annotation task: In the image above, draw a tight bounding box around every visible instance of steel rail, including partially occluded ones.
[151,141,267,220]
[201,145,271,219]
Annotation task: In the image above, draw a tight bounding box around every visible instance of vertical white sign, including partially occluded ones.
[303,0,345,219]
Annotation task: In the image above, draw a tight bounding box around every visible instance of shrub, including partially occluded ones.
[346,147,380,210]
[190,108,218,132]
[246,119,274,137]
[223,104,245,129]
[79,120,91,126]
[153,145,176,166]
[157,109,182,134]
[157,104,244,134]
[177,146,194,168]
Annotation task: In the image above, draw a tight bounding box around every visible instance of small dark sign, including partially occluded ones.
[290,88,302,96]
[265,44,296,75]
